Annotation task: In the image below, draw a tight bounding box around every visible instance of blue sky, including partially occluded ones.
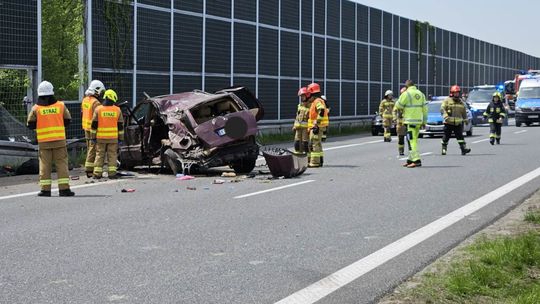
[353,0,540,59]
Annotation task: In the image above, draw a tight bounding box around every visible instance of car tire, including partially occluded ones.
[526,122,532,126]
[418,134,424,138]
[371,128,378,136]
[164,148,183,175]
[516,121,522,127]
[466,129,473,136]
[231,157,257,174]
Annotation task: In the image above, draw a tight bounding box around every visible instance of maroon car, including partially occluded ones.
[119,87,263,174]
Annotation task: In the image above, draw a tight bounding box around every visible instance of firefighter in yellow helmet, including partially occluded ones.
[293,87,311,154]
[393,87,410,155]
[379,90,395,142]
[307,83,329,168]
[27,81,75,196]
[91,89,124,179]
[484,91,507,145]
[81,80,105,177]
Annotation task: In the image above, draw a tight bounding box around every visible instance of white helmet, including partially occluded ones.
[87,80,105,96]
[37,81,54,96]
[384,90,393,97]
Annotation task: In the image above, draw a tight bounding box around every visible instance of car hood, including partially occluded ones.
[427,113,443,124]
[470,102,489,110]
[516,98,540,108]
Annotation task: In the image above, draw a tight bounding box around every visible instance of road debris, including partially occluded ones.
[70,176,80,181]
[221,172,237,177]
[121,188,136,193]
[213,179,226,184]
[186,186,197,190]
[177,175,195,181]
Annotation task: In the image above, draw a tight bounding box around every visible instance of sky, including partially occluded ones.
[353,0,540,59]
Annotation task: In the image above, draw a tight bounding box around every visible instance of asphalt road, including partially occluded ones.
[2,123,540,304]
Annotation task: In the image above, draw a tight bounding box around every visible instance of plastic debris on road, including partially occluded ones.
[121,188,136,193]
[186,186,197,190]
[70,176,80,180]
[177,175,195,181]
[213,179,226,184]
[221,172,237,177]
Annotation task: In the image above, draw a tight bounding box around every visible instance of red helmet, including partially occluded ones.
[450,85,461,94]
[297,87,308,97]
[307,82,321,94]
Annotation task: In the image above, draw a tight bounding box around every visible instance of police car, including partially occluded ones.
[419,96,473,138]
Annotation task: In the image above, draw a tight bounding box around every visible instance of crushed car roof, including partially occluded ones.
[150,91,230,114]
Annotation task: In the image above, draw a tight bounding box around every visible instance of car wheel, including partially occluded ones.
[466,128,473,136]
[526,122,532,126]
[418,133,424,138]
[516,121,522,127]
[231,157,257,174]
[371,128,378,136]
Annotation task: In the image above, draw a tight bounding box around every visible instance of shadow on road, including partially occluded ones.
[420,165,463,168]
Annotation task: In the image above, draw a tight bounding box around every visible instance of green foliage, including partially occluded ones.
[0,69,29,122]
[42,0,84,100]
[525,209,540,224]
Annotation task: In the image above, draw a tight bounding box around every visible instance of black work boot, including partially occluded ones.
[37,190,51,197]
[108,173,118,179]
[399,148,404,156]
[441,145,447,155]
[86,171,93,178]
[294,141,301,153]
[59,189,75,197]
[460,144,471,155]
[303,142,309,155]
[320,157,324,167]
[496,138,501,145]
[490,138,495,145]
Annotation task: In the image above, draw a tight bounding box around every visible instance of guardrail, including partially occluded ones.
[257,115,375,134]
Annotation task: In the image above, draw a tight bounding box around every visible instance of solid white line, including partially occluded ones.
[234,180,315,199]
[275,166,540,304]
[514,130,527,134]
[0,180,122,201]
[472,138,490,144]
[398,152,432,161]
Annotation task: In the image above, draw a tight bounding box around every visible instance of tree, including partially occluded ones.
[42,0,83,100]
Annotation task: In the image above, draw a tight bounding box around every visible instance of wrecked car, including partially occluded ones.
[118,87,263,175]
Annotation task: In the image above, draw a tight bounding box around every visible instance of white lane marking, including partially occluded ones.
[325,140,382,151]
[472,138,490,144]
[514,130,527,134]
[234,180,315,199]
[0,180,122,201]
[398,152,432,161]
[275,166,540,304]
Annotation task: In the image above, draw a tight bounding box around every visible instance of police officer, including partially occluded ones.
[441,85,471,155]
[394,80,428,168]
[379,90,395,142]
[81,80,105,177]
[307,83,329,168]
[484,91,507,145]
[293,87,311,154]
[393,87,410,155]
[91,89,124,179]
[27,81,75,197]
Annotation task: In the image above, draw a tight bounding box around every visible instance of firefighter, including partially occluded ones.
[27,81,75,197]
[394,80,428,168]
[484,91,507,145]
[379,90,395,142]
[393,87,410,155]
[81,80,105,177]
[307,82,329,168]
[91,89,124,179]
[441,85,471,155]
[293,87,311,154]
[321,95,329,142]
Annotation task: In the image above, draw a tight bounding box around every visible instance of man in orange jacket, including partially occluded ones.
[27,81,75,197]
[91,89,124,179]
[307,82,329,168]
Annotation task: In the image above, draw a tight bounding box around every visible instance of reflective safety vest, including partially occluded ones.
[34,102,66,143]
[395,86,427,125]
[308,98,329,129]
[81,96,99,131]
[294,103,310,129]
[95,105,121,139]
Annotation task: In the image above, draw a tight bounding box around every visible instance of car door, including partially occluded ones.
[119,102,150,164]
